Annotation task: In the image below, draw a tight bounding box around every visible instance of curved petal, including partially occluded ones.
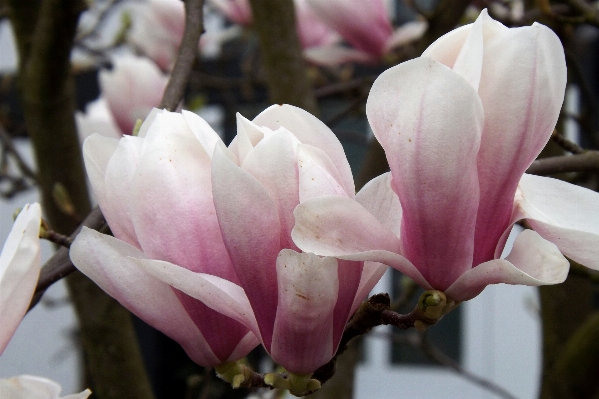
[355,172,401,236]
[212,146,280,347]
[0,203,41,354]
[351,261,387,313]
[444,229,569,302]
[473,22,567,265]
[134,257,260,338]
[292,196,429,288]
[82,133,120,209]
[385,20,428,52]
[69,228,222,366]
[76,97,123,143]
[102,135,144,247]
[252,104,355,197]
[270,250,338,374]
[242,130,300,250]
[515,174,599,270]
[422,9,507,69]
[366,57,483,290]
[298,144,348,202]
[182,110,224,157]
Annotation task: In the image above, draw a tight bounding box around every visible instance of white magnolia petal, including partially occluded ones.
[298,144,348,202]
[82,133,120,207]
[445,229,568,302]
[355,172,401,236]
[270,250,338,374]
[0,203,41,354]
[516,174,599,270]
[0,375,91,399]
[182,110,224,157]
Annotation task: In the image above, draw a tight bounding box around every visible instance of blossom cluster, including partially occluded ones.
[1,10,599,395]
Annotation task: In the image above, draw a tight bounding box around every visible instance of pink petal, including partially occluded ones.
[241,129,300,250]
[69,228,223,366]
[295,0,339,49]
[292,196,430,288]
[515,174,599,270]
[306,0,392,57]
[298,144,348,202]
[128,114,237,282]
[134,257,260,338]
[0,203,41,354]
[472,21,567,265]
[212,146,280,347]
[100,54,167,134]
[444,229,568,302]
[366,57,483,290]
[252,104,355,198]
[270,250,338,373]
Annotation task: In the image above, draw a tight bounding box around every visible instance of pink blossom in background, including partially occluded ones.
[293,10,599,302]
[76,54,168,141]
[306,0,427,63]
[208,0,253,26]
[0,375,90,399]
[138,105,387,374]
[127,0,185,70]
[71,110,259,367]
[0,204,41,355]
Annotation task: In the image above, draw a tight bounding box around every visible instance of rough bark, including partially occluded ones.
[7,1,155,398]
[248,0,318,114]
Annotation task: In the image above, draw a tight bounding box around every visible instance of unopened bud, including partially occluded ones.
[418,290,447,319]
[264,371,321,397]
[52,183,76,217]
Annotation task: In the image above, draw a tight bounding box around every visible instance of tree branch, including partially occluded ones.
[526,151,599,175]
[159,0,204,111]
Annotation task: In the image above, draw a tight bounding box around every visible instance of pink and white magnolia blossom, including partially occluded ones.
[306,0,427,63]
[139,104,386,374]
[76,54,168,141]
[70,110,259,367]
[292,10,599,302]
[0,203,41,355]
[0,375,90,399]
[127,0,185,70]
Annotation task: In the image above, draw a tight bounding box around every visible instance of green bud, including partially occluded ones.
[132,119,143,136]
[418,290,447,319]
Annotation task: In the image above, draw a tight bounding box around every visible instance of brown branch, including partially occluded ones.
[159,0,204,111]
[551,130,585,155]
[526,151,599,175]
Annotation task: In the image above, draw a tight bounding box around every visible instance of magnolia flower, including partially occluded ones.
[127,0,186,70]
[76,54,168,141]
[0,203,42,354]
[136,105,386,375]
[292,11,599,302]
[0,375,90,399]
[306,0,427,63]
[71,110,259,367]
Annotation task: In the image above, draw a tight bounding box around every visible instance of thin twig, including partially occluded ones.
[377,332,518,399]
[551,130,585,154]
[159,0,204,110]
[0,124,38,181]
[526,151,599,175]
